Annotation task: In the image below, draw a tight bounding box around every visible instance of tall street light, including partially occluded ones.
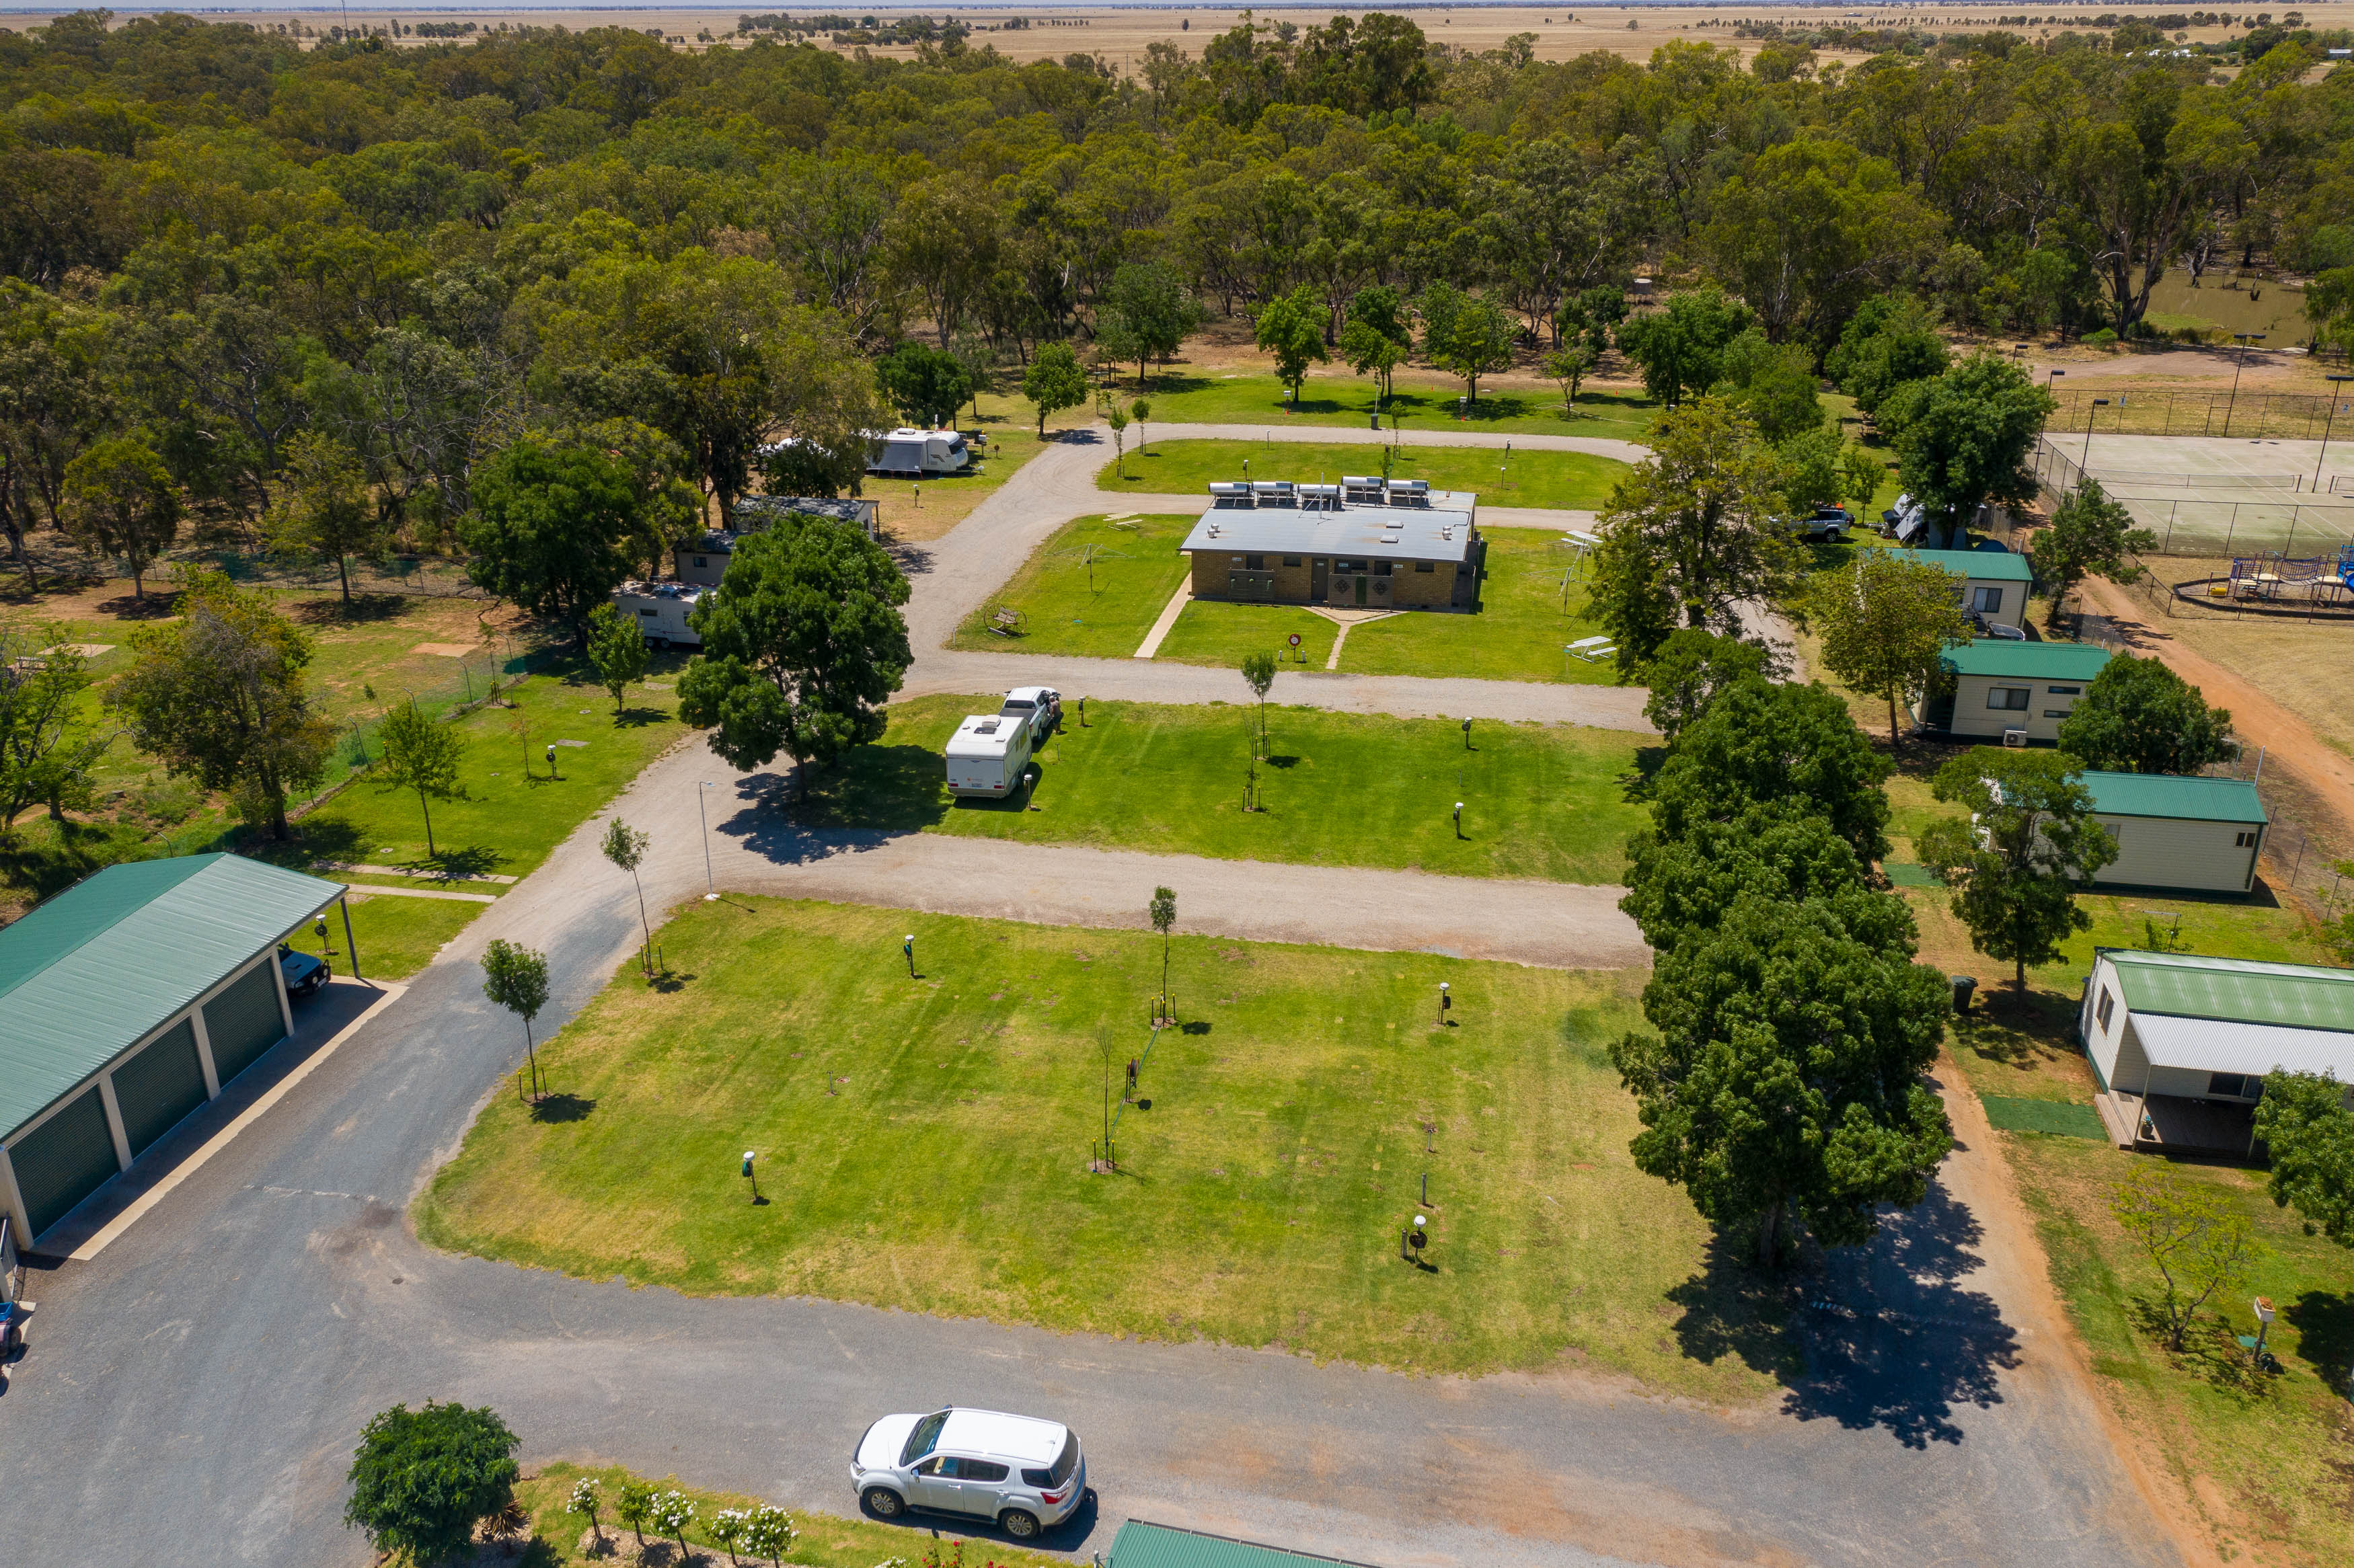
[2316,374,2353,493]
[2041,368,2063,440]
[2223,332,2265,436]
[698,780,718,900]
[2082,399,2110,469]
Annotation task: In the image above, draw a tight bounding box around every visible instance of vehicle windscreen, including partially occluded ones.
[1001,699,1034,712]
[900,1411,949,1466]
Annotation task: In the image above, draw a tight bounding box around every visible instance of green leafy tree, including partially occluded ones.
[1649,676,1894,863]
[1839,442,1886,520]
[1638,628,1774,745]
[617,1481,656,1552]
[1429,294,1518,406]
[740,1503,798,1566]
[2254,1071,2354,1247]
[61,436,180,601]
[568,1479,605,1555]
[1022,343,1088,436]
[1881,353,2055,532]
[1239,649,1277,755]
[603,816,656,976]
[1777,427,1846,512]
[2054,654,2234,776]
[1542,341,1598,416]
[1717,329,1824,444]
[876,340,975,429]
[2111,1163,2265,1351]
[1130,398,1151,455]
[677,515,911,799]
[1254,285,1329,404]
[586,601,650,714]
[1622,803,1921,960]
[1339,317,1404,406]
[1916,748,2117,999]
[2030,477,2156,630]
[1101,260,1203,385]
[482,937,551,1101]
[1106,405,1131,477]
[1803,550,1973,745]
[343,1401,520,1567]
[0,636,108,832]
[1610,890,1952,1267]
[464,438,645,650]
[711,1508,749,1566]
[110,571,334,840]
[1612,288,1753,407]
[650,1491,697,1561]
[375,699,466,861]
[1149,884,1177,1003]
[265,430,381,604]
[1589,397,1798,671]
[1825,295,1948,416]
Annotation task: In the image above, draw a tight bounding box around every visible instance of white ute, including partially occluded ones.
[945,712,1032,798]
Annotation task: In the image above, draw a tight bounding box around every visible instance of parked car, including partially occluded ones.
[278,943,329,998]
[851,1407,1086,1540]
[1796,505,1852,542]
[998,687,1061,745]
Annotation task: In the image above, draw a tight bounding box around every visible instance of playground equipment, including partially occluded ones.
[2220,543,2354,605]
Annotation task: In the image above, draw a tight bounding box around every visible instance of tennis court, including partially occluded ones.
[2034,432,2354,557]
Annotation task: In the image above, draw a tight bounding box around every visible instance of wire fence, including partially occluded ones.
[14,539,488,600]
[2033,436,2354,557]
[2049,386,2354,442]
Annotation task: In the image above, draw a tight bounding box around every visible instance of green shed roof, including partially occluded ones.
[1105,1522,1383,1568]
[2107,949,2354,1032]
[1900,547,2036,582]
[1940,639,2113,680]
[0,855,343,1141]
[2080,770,2269,825]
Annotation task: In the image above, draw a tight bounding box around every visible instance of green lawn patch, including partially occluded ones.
[1153,600,1339,668]
[1340,531,1615,684]
[1979,1095,2106,1139]
[808,695,1646,884]
[419,898,1786,1394]
[946,512,1192,656]
[331,891,488,982]
[1127,369,1658,442]
[1100,440,1630,511]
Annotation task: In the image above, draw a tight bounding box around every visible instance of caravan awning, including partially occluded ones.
[2132,1013,2354,1078]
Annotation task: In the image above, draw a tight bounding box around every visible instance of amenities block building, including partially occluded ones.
[0,855,349,1246]
[1178,479,1482,612]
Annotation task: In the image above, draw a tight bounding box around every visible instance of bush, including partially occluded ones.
[2082,327,2119,346]
[344,1401,521,1565]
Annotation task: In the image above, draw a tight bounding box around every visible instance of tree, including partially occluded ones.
[586,601,650,715]
[482,937,551,1102]
[1610,890,1952,1267]
[2055,654,2235,776]
[0,637,108,832]
[1022,343,1088,436]
[603,816,656,978]
[740,1504,798,1567]
[650,1491,697,1562]
[2031,477,2157,631]
[464,438,645,650]
[2111,1163,2264,1351]
[1106,405,1130,477]
[1839,442,1885,520]
[876,340,975,430]
[376,700,466,861]
[343,1401,520,1567]
[1131,399,1152,455]
[1149,884,1177,1005]
[568,1479,605,1555]
[1638,628,1774,745]
[1881,354,2055,533]
[1717,329,1824,444]
[1340,317,1404,407]
[1254,285,1328,404]
[1803,551,1973,746]
[1916,749,2117,999]
[110,571,334,840]
[1542,341,1598,416]
[61,436,179,601]
[1622,803,1915,959]
[2254,1071,2354,1247]
[677,516,911,800]
[1101,260,1202,385]
[1825,295,1948,416]
[1429,294,1518,406]
[1589,398,1798,671]
[1239,650,1277,756]
[617,1482,656,1552]
[265,431,381,604]
[1613,289,1753,407]
[711,1508,748,1566]
[1649,677,1895,863]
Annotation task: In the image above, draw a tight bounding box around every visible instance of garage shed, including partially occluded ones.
[2081,771,2269,894]
[0,855,348,1247]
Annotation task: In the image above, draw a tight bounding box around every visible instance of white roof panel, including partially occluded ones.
[940,1408,1065,1463]
[2132,1013,2354,1078]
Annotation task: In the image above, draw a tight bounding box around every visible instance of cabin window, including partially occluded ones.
[638,607,657,617]
[2235,830,2258,847]
[1373,561,1393,577]
[2047,684,2082,696]
[2096,988,2115,1032]
[2207,1072,2254,1099]
[1283,556,1301,567]
[693,555,709,568]
[1987,687,2030,711]
[1246,555,1266,570]
[1971,586,2004,613]
[2043,709,2070,719]
[1414,560,1435,572]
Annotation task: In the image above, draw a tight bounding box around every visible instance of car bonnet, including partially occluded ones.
[858,1413,922,1469]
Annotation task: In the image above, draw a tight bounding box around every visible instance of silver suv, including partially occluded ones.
[851,1406,1086,1540]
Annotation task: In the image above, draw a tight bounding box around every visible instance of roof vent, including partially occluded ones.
[975,718,1000,735]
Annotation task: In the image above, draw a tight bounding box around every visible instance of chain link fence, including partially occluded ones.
[2033,436,2354,559]
[2049,385,2354,443]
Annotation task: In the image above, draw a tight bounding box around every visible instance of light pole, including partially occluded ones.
[2041,367,2063,441]
[2082,399,2109,469]
[2223,332,2265,436]
[2315,375,2353,492]
[697,781,718,900]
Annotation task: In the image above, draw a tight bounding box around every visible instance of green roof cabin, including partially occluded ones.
[2082,949,2354,1156]
[0,855,350,1248]
[1900,547,2035,631]
[1915,639,2112,743]
[2080,770,2268,894]
[1102,1520,1385,1568]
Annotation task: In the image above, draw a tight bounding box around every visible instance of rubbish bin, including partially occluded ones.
[1950,975,1977,1015]
[1371,414,1382,430]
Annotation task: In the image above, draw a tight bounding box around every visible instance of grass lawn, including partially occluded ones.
[1123,368,1659,442]
[1341,531,1615,684]
[515,1461,1065,1568]
[1154,599,1340,668]
[945,512,1191,656]
[1098,440,1630,510]
[419,899,1787,1394]
[328,890,488,982]
[807,695,1646,885]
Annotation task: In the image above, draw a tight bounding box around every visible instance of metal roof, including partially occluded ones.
[1105,1521,1387,1568]
[2105,949,2354,1033]
[1899,547,2035,582]
[2131,1013,2354,1077]
[0,855,344,1140]
[1179,491,1478,565]
[2080,770,2268,825]
[1940,639,2113,680]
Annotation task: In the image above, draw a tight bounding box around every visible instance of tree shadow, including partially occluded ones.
[287,593,413,626]
[1179,1021,1212,1035]
[89,591,178,621]
[1662,1232,1805,1380]
[1265,754,1301,769]
[2283,1290,2354,1389]
[529,1093,596,1124]
[1782,1179,2021,1448]
[651,970,695,994]
[786,744,958,836]
[403,845,504,881]
[612,705,669,728]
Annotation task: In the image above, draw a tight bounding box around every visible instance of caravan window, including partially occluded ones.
[1987,687,2030,711]
[2235,830,2258,847]
[2096,988,2115,1032]
[1971,586,2004,613]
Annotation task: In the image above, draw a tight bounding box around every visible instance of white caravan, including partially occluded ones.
[611,582,704,648]
[945,713,1033,799]
[868,428,973,477]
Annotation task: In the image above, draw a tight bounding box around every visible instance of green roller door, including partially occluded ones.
[202,959,284,1082]
[111,1018,208,1159]
[8,1087,120,1239]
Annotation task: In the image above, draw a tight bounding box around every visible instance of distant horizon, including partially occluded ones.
[0,1,2015,12]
